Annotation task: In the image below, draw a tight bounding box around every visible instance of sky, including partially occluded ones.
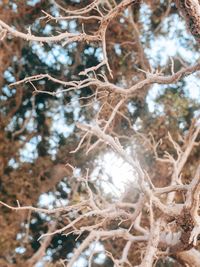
[11,2,199,196]
[5,1,200,266]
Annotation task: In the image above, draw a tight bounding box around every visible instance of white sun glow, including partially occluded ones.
[91,148,139,198]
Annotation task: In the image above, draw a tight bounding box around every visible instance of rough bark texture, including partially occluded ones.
[175,0,200,42]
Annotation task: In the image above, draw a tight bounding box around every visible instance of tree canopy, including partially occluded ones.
[0,1,200,267]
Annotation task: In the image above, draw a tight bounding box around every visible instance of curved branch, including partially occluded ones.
[176,248,200,267]
[9,62,200,97]
[0,19,99,43]
[175,0,200,42]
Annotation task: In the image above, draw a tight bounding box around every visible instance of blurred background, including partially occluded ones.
[0,0,200,266]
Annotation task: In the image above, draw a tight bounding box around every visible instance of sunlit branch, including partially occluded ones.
[9,62,200,97]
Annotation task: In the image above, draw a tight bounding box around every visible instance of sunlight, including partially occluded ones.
[92,148,139,198]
